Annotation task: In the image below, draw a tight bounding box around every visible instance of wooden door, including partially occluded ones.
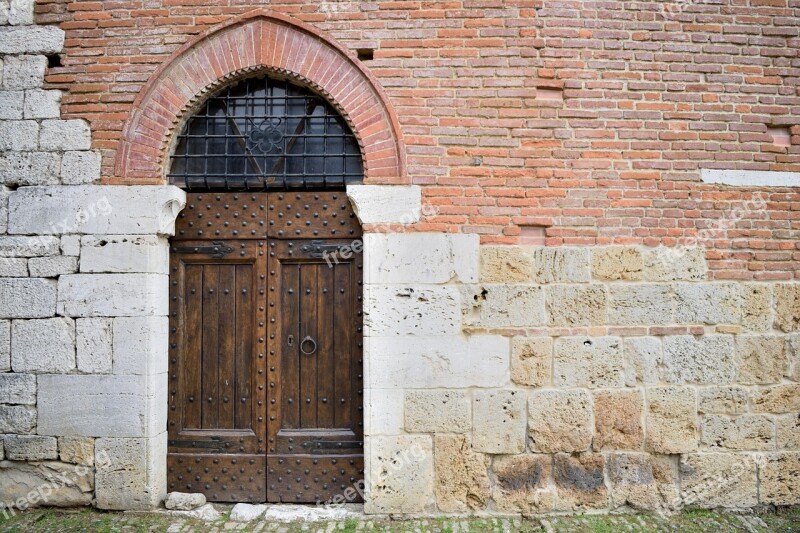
[168,192,363,504]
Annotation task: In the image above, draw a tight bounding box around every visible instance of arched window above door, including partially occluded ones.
[168,75,363,191]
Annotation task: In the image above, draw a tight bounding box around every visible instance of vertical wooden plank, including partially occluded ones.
[333,262,352,429]
[217,265,236,429]
[183,263,203,430]
[281,262,300,429]
[317,261,335,428]
[234,263,254,430]
[201,265,220,429]
[299,263,319,429]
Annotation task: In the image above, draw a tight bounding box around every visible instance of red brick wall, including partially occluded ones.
[36,0,800,279]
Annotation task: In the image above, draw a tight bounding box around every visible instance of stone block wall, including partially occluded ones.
[363,235,800,514]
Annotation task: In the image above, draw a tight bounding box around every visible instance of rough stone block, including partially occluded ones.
[662,335,735,384]
[11,317,75,372]
[778,415,800,450]
[0,460,92,507]
[607,453,679,512]
[368,335,509,388]
[57,274,169,317]
[60,235,80,256]
[593,389,644,451]
[8,185,186,236]
[0,405,35,433]
[0,373,35,404]
[365,233,478,284]
[434,434,490,512]
[546,284,606,326]
[346,185,421,225]
[511,336,551,387]
[3,435,57,460]
[623,336,661,386]
[0,320,8,371]
[0,119,37,150]
[480,246,532,283]
[553,336,624,388]
[80,235,169,274]
[0,90,23,119]
[679,453,758,508]
[553,453,607,511]
[367,285,460,336]
[736,335,787,384]
[646,386,697,454]
[529,247,591,284]
[28,256,77,277]
[759,452,800,505]
[472,390,526,454]
[76,317,112,373]
[0,27,64,54]
[404,390,470,433]
[364,388,403,436]
[0,186,8,234]
[365,435,433,513]
[38,119,91,151]
[698,386,748,415]
[94,434,167,510]
[775,283,800,332]
[8,0,34,25]
[0,278,56,318]
[0,55,46,89]
[592,246,643,281]
[528,389,592,453]
[742,283,771,332]
[0,258,27,277]
[112,316,168,375]
[164,492,206,511]
[608,284,673,325]
[23,89,61,119]
[675,282,742,325]
[461,284,545,328]
[492,454,555,514]
[752,384,800,413]
[58,436,95,465]
[789,334,800,382]
[642,246,707,281]
[700,415,774,451]
[60,150,101,185]
[0,236,60,257]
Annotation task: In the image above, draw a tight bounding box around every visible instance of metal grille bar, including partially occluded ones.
[168,76,364,191]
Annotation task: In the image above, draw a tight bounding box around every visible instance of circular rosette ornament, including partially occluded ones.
[247,118,284,154]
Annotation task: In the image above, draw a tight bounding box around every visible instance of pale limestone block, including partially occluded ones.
[38,119,91,151]
[58,436,95,465]
[530,247,590,284]
[76,317,112,373]
[607,453,679,512]
[366,285,460,336]
[3,435,57,460]
[492,454,556,514]
[11,317,75,372]
[480,246,532,283]
[680,453,758,508]
[700,415,774,451]
[553,453,607,511]
[60,235,80,256]
[593,389,644,451]
[0,277,56,318]
[368,335,509,388]
[759,452,800,505]
[0,90,23,119]
[0,320,8,371]
[0,405,35,433]
[608,284,673,325]
[675,282,742,325]
[0,372,35,404]
[473,390,526,454]
[165,492,207,511]
[95,433,167,510]
[0,186,8,234]
[23,89,61,119]
[553,336,624,388]
[80,235,169,274]
[0,461,92,507]
[27,255,77,277]
[528,389,592,453]
[365,435,433,513]
[461,284,545,328]
[623,336,661,386]
[364,388,403,436]
[777,415,800,450]
[404,389,470,433]
[662,335,735,384]
[642,246,707,281]
[646,386,697,454]
[57,274,169,317]
[346,185,421,225]
[742,283,771,332]
[8,0,34,25]
[112,316,168,375]
[0,119,37,150]
[0,258,26,276]
[775,283,800,332]
[735,335,787,385]
[61,150,102,185]
[546,284,606,326]
[364,233,478,284]
[752,384,800,414]
[511,336,551,387]
[0,235,59,256]
[592,246,643,281]
[434,434,490,512]
[698,386,748,415]
[0,55,45,89]
[8,185,186,236]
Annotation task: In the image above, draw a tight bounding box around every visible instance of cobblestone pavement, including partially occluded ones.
[1,507,799,532]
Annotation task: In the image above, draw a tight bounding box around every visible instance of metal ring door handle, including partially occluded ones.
[300,335,317,355]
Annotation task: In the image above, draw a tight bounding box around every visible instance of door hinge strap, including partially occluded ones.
[301,440,363,452]
[299,240,355,258]
[168,438,227,452]
[172,241,234,258]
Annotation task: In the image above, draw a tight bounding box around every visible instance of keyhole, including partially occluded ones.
[288,335,294,347]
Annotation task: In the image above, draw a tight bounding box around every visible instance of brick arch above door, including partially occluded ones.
[113,9,407,185]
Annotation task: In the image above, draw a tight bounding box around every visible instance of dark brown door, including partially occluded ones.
[168,192,363,504]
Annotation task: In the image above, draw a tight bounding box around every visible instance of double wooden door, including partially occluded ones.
[167,192,363,503]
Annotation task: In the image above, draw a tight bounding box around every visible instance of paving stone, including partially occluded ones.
[546,284,606,326]
[553,336,624,388]
[646,386,697,454]
[434,434,490,512]
[680,453,758,508]
[553,453,607,511]
[593,389,644,451]
[472,390,525,454]
[528,389,592,453]
[662,335,735,384]
[404,390,471,433]
[511,336,551,387]
[492,454,555,514]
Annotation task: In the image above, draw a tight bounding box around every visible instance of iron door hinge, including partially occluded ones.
[172,241,234,258]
